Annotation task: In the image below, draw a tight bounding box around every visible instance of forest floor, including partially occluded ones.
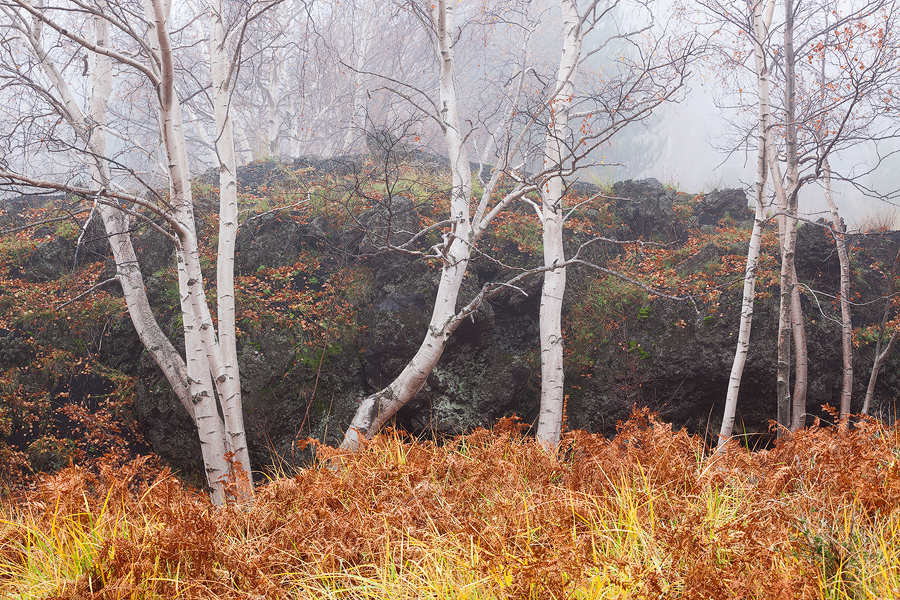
[0,410,898,599]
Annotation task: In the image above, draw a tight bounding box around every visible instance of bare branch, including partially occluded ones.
[55,276,119,310]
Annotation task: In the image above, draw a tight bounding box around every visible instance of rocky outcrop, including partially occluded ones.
[611,178,752,240]
[3,169,899,481]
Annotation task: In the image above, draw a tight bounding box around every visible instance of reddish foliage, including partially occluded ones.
[4,412,896,598]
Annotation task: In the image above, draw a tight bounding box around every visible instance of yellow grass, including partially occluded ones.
[0,411,898,599]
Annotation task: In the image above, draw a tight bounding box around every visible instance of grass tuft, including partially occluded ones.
[1,412,898,598]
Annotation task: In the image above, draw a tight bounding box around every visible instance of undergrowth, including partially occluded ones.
[1,411,898,599]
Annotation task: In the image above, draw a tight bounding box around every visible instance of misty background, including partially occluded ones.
[1,0,897,227]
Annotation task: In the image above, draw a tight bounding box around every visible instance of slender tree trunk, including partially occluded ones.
[146,0,244,502]
[266,46,282,156]
[863,331,898,416]
[85,6,199,425]
[72,0,230,502]
[35,0,228,503]
[16,0,246,504]
[719,201,767,448]
[784,0,806,432]
[821,159,853,427]
[234,123,255,164]
[342,5,374,154]
[210,0,252,493]
[718,0,773,449]
[862,245,900,415]
[287,93,301,159]
[100,208,197,416]
[341,0,473,451]
[535,0,582,450]
[777,205,797,437]
[771,0,803,437]
[790,270,808,430]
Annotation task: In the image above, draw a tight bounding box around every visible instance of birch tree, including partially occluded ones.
[534,0,580,450]
[0,0,279,502]
[809,0,900,425]
[340,0,541,450]
[713,0,775,449]
[533,0,696,449]
[862,247,900,416]
[769,0,900,429]
[822,159,853,427]
[339,0,695,450]
[703,0,900,441]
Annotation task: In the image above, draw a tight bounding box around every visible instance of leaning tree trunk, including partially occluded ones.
[85,9,198,424]
[718,0,773,449]
[341,0,473,451]
[862,244,900,415]
[863,330,898,416]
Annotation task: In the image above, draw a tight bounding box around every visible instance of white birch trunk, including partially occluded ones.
[535,0,582,450]
[234,122,255,164]
[25,0,230,501]
[780,0,808,434]
[210,0,252,491]
[781,0,809,431]
[15,0,248,504]
[717,0,773,449]
[100,206,197,418]
[145,0,237,502]
[863,330,898,416]
[765,0,804,435]
[862,243,900,416]
[341,0,473,451]
[287,92,301,159]
[266,46,282,156]
[789,266,808,430]
[87,6,200,425]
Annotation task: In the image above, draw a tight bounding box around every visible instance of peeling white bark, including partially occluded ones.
[718,0,773,449]
[536,0,583,451]
[17,0,234,502]
[770,0,807,435]
[145,0,244,502]
[210,0,252,491]
[341,0,473,451]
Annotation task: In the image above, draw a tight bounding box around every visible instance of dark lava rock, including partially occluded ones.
[5,162,900,481]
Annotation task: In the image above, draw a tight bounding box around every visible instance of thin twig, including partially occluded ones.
[56,276,119,310]
[0,212,89,236]
[240,200,307,227]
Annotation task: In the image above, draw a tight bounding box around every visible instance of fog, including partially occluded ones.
[1,0,897,229]
[597,81,900,228]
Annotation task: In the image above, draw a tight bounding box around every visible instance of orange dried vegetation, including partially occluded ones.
[1,411,899,599]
